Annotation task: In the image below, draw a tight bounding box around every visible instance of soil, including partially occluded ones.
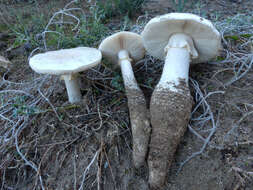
[0,0,253,190]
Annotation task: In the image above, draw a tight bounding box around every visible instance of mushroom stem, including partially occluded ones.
[118,50,139,89]
[148,33,196,188]
[118,49,151,168]
[159,47,190,89]
[158,33,198,91]
[62,74,82,103]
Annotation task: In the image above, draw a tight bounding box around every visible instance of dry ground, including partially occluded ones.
[0,0,253,190]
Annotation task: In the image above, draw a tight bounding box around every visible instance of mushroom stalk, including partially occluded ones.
[148,33,195,188]
[141,13,221,188]
[62,74,82,103]
[118,50,140,90]
[159,47,190,90]
[118,49,151,168]
[158,33,198,90]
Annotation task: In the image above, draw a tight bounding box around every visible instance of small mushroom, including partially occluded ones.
[99,31,151,168]
[29,47,102,103]
[141,13,221,188]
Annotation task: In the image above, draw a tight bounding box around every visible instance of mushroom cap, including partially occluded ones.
[99,31,145,64]
[141,13,221,63]
[29,47,102,75]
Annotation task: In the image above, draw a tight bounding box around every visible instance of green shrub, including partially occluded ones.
[8,2,109,50]
[171,0,188,12]
[47,6,109,49]
[97,0,146,19]
[11,14,46,48]
[171,0,199,12]
[12,96,38,117]
[111,73,124,91]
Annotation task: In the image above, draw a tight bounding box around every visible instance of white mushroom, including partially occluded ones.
[141,13,221,188]
[29,47,102,103]
[99,31,151,168]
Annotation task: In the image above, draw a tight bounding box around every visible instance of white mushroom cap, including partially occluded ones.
[99,31,145,64]
[141,13,221,63]
[29,47,102,75]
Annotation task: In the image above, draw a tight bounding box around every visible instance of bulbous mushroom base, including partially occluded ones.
[126,87,151,169]
[148,81,193,189]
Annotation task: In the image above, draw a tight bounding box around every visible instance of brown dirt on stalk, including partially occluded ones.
[148,81,193,189]
[125,87,151,169]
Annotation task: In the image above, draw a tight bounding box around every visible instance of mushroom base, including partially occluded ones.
[148,81,193,189]
[126,87,151,168]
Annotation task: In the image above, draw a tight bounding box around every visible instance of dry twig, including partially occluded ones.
[78,149,101,190]
[177,79,224,173]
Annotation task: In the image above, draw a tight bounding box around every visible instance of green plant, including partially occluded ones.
[171,0,188,12]
[44,5,109,49]
[9,0,38,3]
[11,13,46,48]
[145,77,153,88]
[192,1,206,17]
[12,96,39,117]
[78,10,109,47]
[97,0,145,19]
[6,1,109,50]
[116,0,145,17]
[111,73,124,91]
[120,15,132,31]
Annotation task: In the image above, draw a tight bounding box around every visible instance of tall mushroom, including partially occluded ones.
[29,47,102,103]
[99,31,151,168]
[141,13,221,188]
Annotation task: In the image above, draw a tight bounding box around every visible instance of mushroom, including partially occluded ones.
[99,31,151,168]
[29,47,102,103]
[141,13,221,188]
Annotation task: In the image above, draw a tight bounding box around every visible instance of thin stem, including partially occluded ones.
[118,50,140,90]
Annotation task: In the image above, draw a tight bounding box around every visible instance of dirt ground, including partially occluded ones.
[0,0,253,190]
